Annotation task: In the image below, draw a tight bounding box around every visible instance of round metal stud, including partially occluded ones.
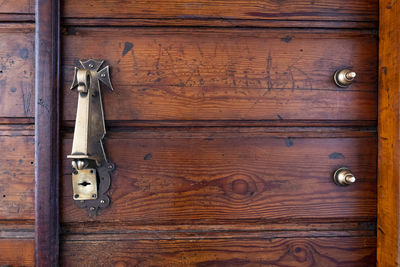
[333,167,356,186]
[334,69,356,87]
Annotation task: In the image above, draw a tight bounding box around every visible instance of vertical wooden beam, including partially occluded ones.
[378,0,400,266]
[35,0,60,265]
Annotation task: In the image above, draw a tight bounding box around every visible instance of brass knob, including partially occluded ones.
[334,69,356,87]
[333,167,356,186]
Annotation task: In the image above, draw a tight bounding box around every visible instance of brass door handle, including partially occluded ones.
[333,167,356,186]
[68,59,115,217]
[334,69,356,87]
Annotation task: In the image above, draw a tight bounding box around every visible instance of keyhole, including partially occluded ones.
[78,181,91,186]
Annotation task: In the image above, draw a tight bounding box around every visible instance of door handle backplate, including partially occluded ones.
[68,59,115,217]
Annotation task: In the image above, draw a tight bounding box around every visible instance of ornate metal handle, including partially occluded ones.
[68,59,115,217]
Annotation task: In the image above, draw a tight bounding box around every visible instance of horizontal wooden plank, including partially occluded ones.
[61,18,378,29]
[62,28,377,122]
[0,14,34,22]
[61,236,376,266]
[62,0,378,23]
[0,0,33,15]
[63,228,376,240]
[61,130,377,224]
[0,135,34,220]
[62,221,376,235]
[0,239,34,267]
[63,120,378,128]
[0,24,34,118]
[0,222,34,239]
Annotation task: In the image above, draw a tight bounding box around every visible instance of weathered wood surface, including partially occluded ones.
[61,28,377,122]
[62,0,377,22]
[61,129,377,223]
[0,239,34,266]
[61,236,376,267]
[61,18,378,29]
[0,0,33,14]
[378,0,400,266]
[0,24,34,118]
[0,134,34,220]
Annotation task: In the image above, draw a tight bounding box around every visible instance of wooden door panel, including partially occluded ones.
[0,133,34,220]
[60,236,376,266]
[61,28,377,122]
[0,24,34,119]
[61,129,376,223]
[0,239,34,266]
[62,0,377,22]
[0,0,33,14]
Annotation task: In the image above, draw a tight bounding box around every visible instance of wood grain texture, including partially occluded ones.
[61,0,377,22]
[0,24,34,118]
[61,236,376,267]
[35,0,60,265]
[0,135,34,220]
[61,129,377,224]
[378,0,400,266]
[61,18,378,29]
[61,28,377,122]
[61,221,376,235]
[0,0,33,14]
[0,239,34,266]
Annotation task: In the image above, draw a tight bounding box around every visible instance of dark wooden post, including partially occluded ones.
[35,0,60,265]
[378,0,400,266]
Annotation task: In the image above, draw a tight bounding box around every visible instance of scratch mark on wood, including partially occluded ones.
[38,98,49,113]
[20,81,31,116]
[387,0,398,8]
[281,35,292,43]
[265,51,272,90]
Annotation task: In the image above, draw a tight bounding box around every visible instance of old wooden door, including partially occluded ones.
[31,0,385,266]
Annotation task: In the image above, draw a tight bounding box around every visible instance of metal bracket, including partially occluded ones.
[68,59,115,217]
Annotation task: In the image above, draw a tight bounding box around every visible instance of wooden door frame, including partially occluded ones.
[377,0,400,266]
[33,0,398,266]
[34,0,59,265]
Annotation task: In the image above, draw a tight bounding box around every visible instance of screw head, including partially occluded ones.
[74,194,79,199]
[89,64,94,68]
[92,194,97,198]
[73,170,78,175]
[107,164,113,169]
[100,199,105,204]
[89,207,95,211]
[101,73,106,77]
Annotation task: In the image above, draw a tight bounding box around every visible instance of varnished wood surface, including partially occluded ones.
[62,18,378,29]
[0,24,34,118]
[35,0,60,264]
[378,0,400,266]
[62,0,377,23]
[62,220,376,234]
[61,129,377,224]
[0,239,34,266]
[61,236,376,267]
[0,0,33,15]
[0,134,34,220]
[61,28,377,123]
